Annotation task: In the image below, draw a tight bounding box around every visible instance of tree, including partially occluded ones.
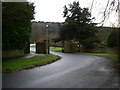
[60,1,97,50]
[60,22,78,41]
[2,2,35,50]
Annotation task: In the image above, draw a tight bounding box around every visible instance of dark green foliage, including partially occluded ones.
[60,1,97,49]
[107,29,119,48]
[81,38,94,49]
[60,22,78,41]
[2,2,35,50]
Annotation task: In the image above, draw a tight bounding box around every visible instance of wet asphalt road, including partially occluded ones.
[3,51,118,88]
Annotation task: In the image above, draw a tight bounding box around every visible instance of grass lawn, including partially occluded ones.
[30,51,35,53]
[3,54,60,73]
[50,47,62,52]
[83,53,118,61]
[30,45,36,48]
[30,45,35,53]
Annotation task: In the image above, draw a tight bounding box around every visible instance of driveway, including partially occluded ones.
[3,51,118,88]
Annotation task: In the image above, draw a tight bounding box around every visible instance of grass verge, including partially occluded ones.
[83,53,118,61]
[30,51,35,53]
[3,54,60,73]
[30,45,36,48]
[50,47,62,52]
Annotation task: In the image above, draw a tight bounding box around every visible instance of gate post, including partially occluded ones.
[36,41,46,54]
[64,41,78,53]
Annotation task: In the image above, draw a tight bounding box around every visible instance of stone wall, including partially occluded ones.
[64,41,78,53]
[2,50,24,58]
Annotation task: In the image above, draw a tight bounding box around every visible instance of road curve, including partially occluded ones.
[3,51,118,88]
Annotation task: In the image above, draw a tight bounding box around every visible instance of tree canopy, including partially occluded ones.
[2,2,35,50]
[60,1,97,49]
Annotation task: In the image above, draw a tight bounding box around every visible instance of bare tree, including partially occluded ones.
[99,0,118,26]
[89,0,118,26]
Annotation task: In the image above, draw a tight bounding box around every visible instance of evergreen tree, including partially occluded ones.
[60,1,97,50]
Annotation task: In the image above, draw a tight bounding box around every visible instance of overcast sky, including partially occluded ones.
[28,0,118,27]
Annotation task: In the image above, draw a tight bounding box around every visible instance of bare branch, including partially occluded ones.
[90,0,94,12]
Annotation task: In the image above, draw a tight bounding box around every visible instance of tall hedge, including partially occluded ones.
[2,2,35,50]
[107,28,119,48]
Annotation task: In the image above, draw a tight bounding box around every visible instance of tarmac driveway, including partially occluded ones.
[2,51,118,88]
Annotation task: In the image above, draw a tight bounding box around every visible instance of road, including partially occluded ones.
[3,51,118,88]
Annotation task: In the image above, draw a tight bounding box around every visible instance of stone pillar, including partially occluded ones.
[64,41,78,53]
[36,42,46,54]
[24,42,30,54]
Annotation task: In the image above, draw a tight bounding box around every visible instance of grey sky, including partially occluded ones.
[28,0,118,27]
